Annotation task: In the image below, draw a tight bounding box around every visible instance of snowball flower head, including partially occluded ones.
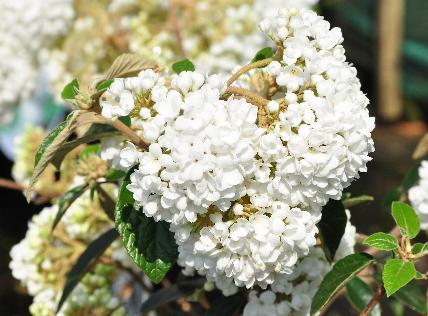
[409,160,428,231]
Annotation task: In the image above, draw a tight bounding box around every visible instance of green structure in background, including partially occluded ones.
[323,0,428,102]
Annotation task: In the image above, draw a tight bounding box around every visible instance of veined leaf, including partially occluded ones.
[412,242,428,254]
[317,200,347,262]
[96,79,114,92]
[383,259,416,297]
[25,111,105,201]
[172,59,195,74]
[52,184,88,232]
[346,277,381,316]
[310,253,374,315]
[391,202,420,239]
[101,54,157,83]
[364,232,398,251]
[56,228,118,312]
[115,167,178,283]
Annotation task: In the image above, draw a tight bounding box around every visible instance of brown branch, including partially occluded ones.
[111,119,148,150]
[227,58,273,87]
[359,285,384,316]
[224,86,269,108]
[0,178,23,191]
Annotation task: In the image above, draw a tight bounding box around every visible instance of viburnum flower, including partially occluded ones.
[408,161,428,231]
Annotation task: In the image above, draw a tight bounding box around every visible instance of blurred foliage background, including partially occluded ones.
[1,0,428,315]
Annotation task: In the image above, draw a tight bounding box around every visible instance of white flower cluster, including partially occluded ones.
[98,8,372,299]
[9,192,130,316]
[258,8,374,217]
[0,0,74,125]
[242,248,330,316]
[409,161,428,232]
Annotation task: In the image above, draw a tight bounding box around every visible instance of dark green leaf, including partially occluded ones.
[115,167,178,283]
[342,195,374,208]
[96,79,114,91]
[383,259,416,297]
[393,281,427,315]
[384,188,402,209]
[412,242,427,254]
[346,277,381,316]
[205,292,246,316]
[317,200,347,262]
[140,278,205,312]
[97,186,116,221]
[401,163,420,190]
[79,144,101,160]
[364,232,398,251]
[391,202,420,239]
[106,168,127,181]
[119,115,131,127]
[251,47,274,62]
[52,184,87,232]
[61,79,79,100]
[56,228,118,312]
[172,59,195,74]
[310,253,374,315]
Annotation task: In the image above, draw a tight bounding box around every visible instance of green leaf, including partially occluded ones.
[97,186,115,221]
[79,144,101,160]
[118,115,131,127]
[52,184,87,232]
[342,195,374,208]
[96,79,114,92]
[364,232,398,251]
[411,242,428,254]
[317,200,347,262]
[310,253,374,315]
[205,292,246,316]
[56,228,118,313]
[346,277,381,316]
[383,259,416,297]
[172,59,195,74]
[401,163,421,189]
[140,278,205,312]
[115,167,178,283]
[391,202,420,239]
[61,79,79,100]
[251,47,274,62]
[393,281,427,315]
[105,168,127,181]
[25,111,106,201]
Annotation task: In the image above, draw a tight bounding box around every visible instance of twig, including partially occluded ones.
[359,285,384,316]
[227,58,273,87]
[224,86,270,108]
[111,119,148,150]
[0,178,23,191]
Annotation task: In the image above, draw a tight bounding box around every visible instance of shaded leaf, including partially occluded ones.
[383,259,416,297]
[412,133,428,160]
[310,253,374,315]
[172,59,195,74]
[97,185,116,221]
[251,47,274,62]
[394,281,427,315]
[115,167,178,283]
[401,163,421,190]
[102,54,158,83]
[119,115,131,127]
[342,195,374,208]
[391,202,420,239]
[56,228,118,312]
[346,277,381,316]
[106,168,127,181]
[205,292,246,316]
[52,184,87,232]
[317,200,347,262]
[364,232,398,251]
[61,79,79,100]
[384,188,402,209]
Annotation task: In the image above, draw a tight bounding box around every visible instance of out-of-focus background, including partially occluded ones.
[1,0,427,315]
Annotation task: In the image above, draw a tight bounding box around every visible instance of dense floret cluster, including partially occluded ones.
[409,161,428,232]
